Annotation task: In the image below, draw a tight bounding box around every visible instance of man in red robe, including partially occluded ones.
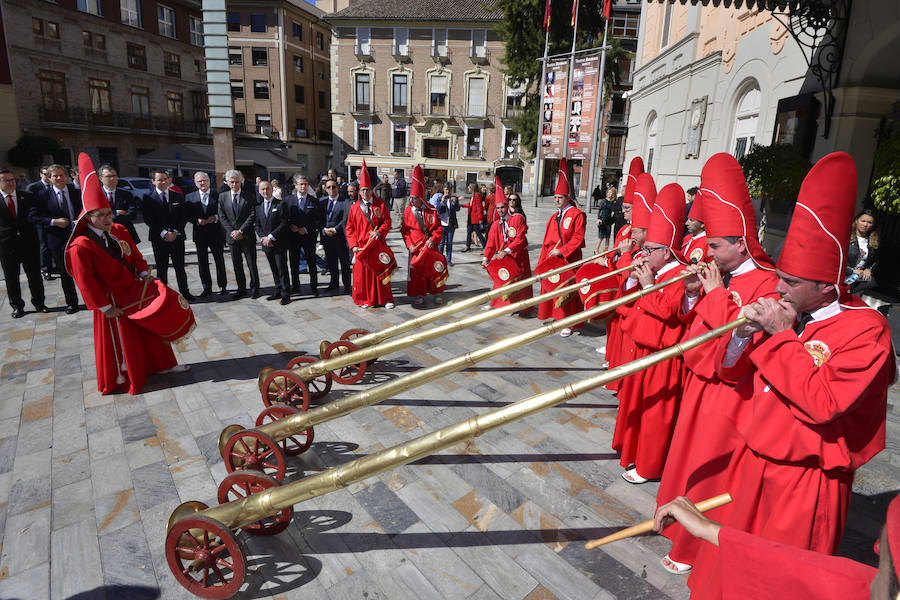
[686,152,896,599]
[65,153,188,395]
[481,190,532,310]
[346,161,394,309]
[681,193,709,265]
[655,153,778,576]
[400,165,443,307]
[536,158,586,337]
[612,183,690,484]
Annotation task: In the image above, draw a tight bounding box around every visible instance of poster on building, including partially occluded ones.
[540,59,569,160]
[568,54,601,160]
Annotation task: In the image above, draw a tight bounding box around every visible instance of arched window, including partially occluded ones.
[646,114,658,173]
[732,85,760,160]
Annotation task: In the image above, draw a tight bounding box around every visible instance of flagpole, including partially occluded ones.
[561,0,580,199]
[533,26,550,208]
[585,16,610,217]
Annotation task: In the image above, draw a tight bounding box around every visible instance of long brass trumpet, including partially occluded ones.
[223,269,688,482]
[165,317,749,599]
[258,260,630,408]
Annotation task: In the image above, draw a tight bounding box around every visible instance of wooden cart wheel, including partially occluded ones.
[323,340,367,385]
[216,470,293,536]
[261,369,310,411]
[340,329,374,363]
[222,429,286,482]
[255,404,315,456]
[285,356,332,401]
[165,515,246,599]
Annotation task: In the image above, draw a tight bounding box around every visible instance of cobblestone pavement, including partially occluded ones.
[0,198,897,600]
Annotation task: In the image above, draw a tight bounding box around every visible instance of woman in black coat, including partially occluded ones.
[846,209,879,294]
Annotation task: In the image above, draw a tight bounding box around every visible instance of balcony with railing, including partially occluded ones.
[605,111,628,134]
[469,47,489,65]
[38,106,209,135]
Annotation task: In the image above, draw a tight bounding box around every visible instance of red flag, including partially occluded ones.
[571,0,577,27]
[603,0,612,19]
[543,0,552,31]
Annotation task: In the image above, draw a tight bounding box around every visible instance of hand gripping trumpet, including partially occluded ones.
[166,316,749,599]
[223,269,688,482]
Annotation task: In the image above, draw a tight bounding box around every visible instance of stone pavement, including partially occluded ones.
[0,198,897,600]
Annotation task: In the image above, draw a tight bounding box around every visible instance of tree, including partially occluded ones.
[495,0,629,156]
[870,125,900,214]
[7,134,60,176]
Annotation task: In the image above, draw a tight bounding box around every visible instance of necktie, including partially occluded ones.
[722,272,732,288]
[556,209,562,224]
[265,200,271,216]
[233,193,239,216]
[6,194,15,219]
[201,193,208,208]
[794,312,813,335]
[103,232,111,248]
[58,190,69,219]
[107,191,114,209]
[327,199,334,221]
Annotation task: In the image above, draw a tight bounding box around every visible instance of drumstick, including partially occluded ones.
[584,493,733,550]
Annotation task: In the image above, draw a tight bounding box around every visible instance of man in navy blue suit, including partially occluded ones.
[255,180,291,305]
[29,164,81,313]
[284,173,322,297]
[97,164,141,244]
[143,168,193,301]
[219,169,260,300]
[26,165,54,279]
[186,172,228,297]
[320,178,351,294]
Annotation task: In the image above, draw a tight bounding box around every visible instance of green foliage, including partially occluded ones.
[494,0,627,156]
[871,126,900,214]
[739,143,811,211]
[6,134,60,172]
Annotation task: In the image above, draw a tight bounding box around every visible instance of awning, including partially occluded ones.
[136,144,306,173]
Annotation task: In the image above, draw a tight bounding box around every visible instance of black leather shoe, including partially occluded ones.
[266,293,280,301]
[220,288,229,296]
[251,289,261,299]
[231,289,247,300]
[343,287,351,295]
[325,283,338,290]
[280,297,291,306]
[199,288,212,298]
[11,307,25,319]
[65,305,78,314]
[312,289,320,297]
[34,304,49,313]
[291,285,301,294]
[182,293,196,302]
[42,271,52,281]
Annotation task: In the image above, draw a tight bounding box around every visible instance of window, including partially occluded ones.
[83,30,92,48]
[250,14,266,32]
[319,129,333,142]
[252,47,267,66]
[356,27,371,55]
[503,128,519,159]
[164,52,181,78]
[660,3,673,48]
[392,74,408,113]
[295,118,307,137]
[229,47,242,66]
[95,33,106,49]
[256,113,271,133]
[295,85,305,104]
[606,134,624,166]
[433,28,448,57]
[190,16,203,46]
[158,5,176,38]
[78,0,102,16]
[354,73,370,112]
[121,0,141,27]
[194,59,203,76]
[429,75,447,114]
[392,124,407,154]
[234,112,246,132]
[45,21,59,39]
[253,80,269,99]
[612,13,640,38]
[471,29,486,58]
[33,18,43,36]
[467,77,485,117]
[316,32,325,50]
[393,28,408,56]
[646,114,658,173]
[292,22,302,40]
[191,91,207,123]
[318,90,326,109]
[293,55,303,73]
[505,80,525,118]
[131,85,150,124]
[466,127,482,158]
[732,86,761,161]
[39,70,67,120]
[231,80,244,99]
[317,61,326,80]
[226,12,240,32]
[357,122,371,152]
[127,43,147,70]
[166,91,184,122]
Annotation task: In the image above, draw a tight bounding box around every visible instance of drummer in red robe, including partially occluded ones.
[481,187,532,311]
[685,152,896,598]
[681,192,708,265]
[400,165,444,307]
[346,160,394,309]
[64,153,189,395]
[612,183,690,484]
[655,152,778,576]
[536,158,586,337]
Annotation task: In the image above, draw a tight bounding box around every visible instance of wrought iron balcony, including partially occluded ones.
[38,106,210,135]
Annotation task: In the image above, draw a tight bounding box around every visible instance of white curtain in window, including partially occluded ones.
[394,28,408,56]
[431,75,447,94]
[467,78,485,117]
[357,27,371,54]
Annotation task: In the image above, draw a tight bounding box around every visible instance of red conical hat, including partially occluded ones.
[622,156,645,205]
[410,165,425,199]
[554,158,571,197]
[777,152,856,285]
[358,160,372,190]
[494,175,507,205]
[64,153,115,275]
[687,189,704,222]
[646,183,686,262]
[699,153,775,270]
[631,172,656,229]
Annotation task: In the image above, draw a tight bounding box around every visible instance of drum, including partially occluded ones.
[485,254,523,291]
[575,262,616,310]
[356,236,397,285]
[410,247,448,291]
[127,279,196,343]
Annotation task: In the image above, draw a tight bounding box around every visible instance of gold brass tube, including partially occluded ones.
[256,270,690,444]
[193,316,748,531]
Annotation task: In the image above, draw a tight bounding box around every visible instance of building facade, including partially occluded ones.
[1,0,211,175]
[326,0,532,192]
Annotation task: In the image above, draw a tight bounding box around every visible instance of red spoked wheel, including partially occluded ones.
[323,340,367,385]
[223,429,287,482]
[341,329,374,363]
[216,470,293,536]
[286,356,332,401]
[261,369,310,411]
[255,404,315,456]
[165,515,246,599]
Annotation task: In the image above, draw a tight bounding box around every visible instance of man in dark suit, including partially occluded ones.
[284,173,322,297]
[97,164,141,244]
[320,178,351,294]
[186,171,228,297]
[255,180,290,305]
[219,169,259,299]
[0,169,47,317]
[143,168,193,301]
[29,163,81,313]
[26,165,54,280]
